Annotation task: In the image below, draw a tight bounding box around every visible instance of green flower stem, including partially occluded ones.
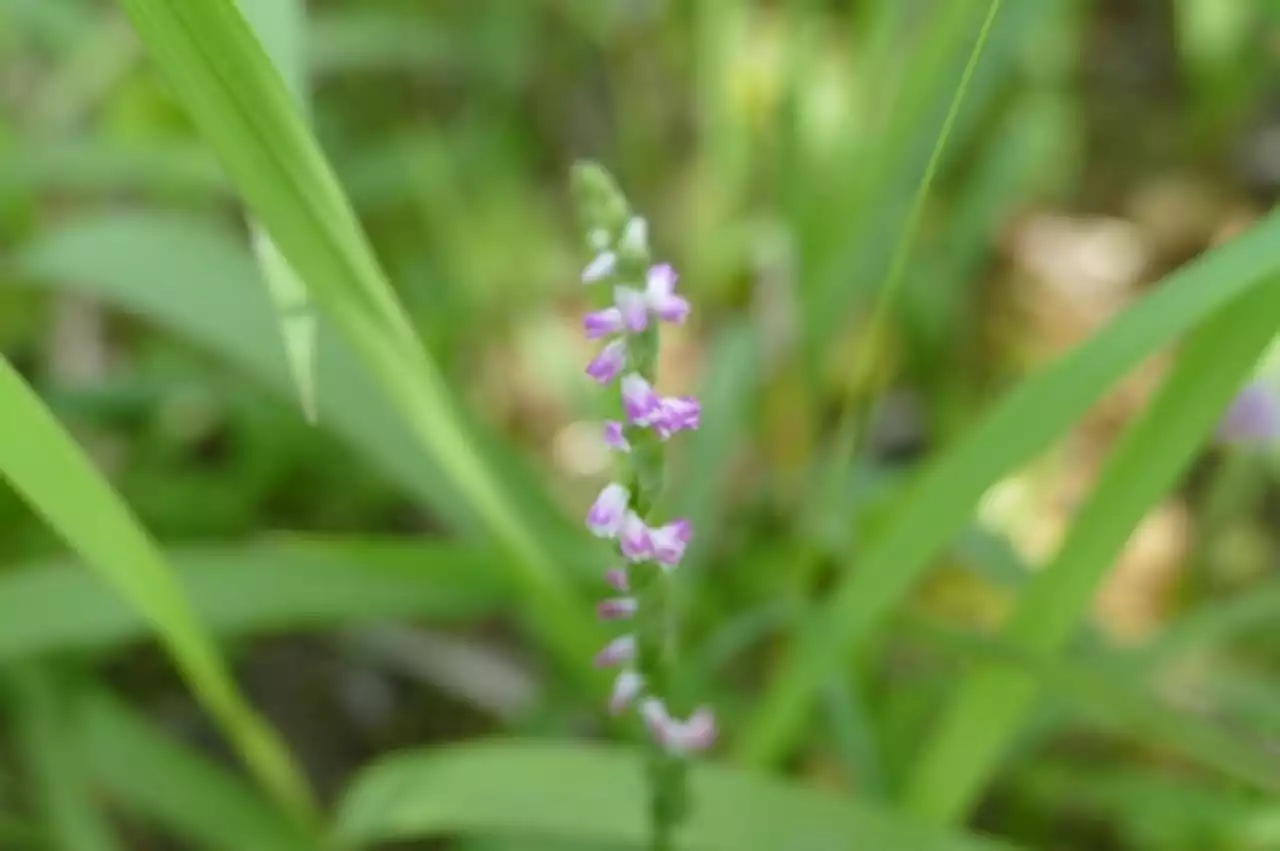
[574,161,690,851]
[628,271,687,851]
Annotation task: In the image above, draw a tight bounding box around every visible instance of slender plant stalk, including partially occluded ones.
[789,0,1005,605]
[575,164,714,850]
[827,0,1005,499]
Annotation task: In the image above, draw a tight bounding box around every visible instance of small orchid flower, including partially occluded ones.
[586,340,627,384]
[654,396,701,439]
[594,634,636,668]
[597,597,638,620]
[582,250,618,283]
[584,307,625,339]
[603,421,631,453]
[604,568,630,593]
[609,671,645,715]
[615,286,650,334]
[641,699,718,754]
[619,512,653,562]
[645,264,690,324]
[649,519,692,568]
[586,484,630,537]
[621,373,662,426]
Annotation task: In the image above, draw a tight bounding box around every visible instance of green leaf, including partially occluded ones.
[11,212,596,577]
[0,357,312,820]
[904,278,1280,822]
[739,209,1280,767]
[0,538,508,661]
[332,741,1020,851]
[77,688,310,851]
[7,669,121,851]
[113,0,599,672]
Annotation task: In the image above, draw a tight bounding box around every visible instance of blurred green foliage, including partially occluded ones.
[3,1,1280,849]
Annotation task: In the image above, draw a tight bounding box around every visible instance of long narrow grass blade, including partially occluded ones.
[236,0,318,423]
[738,210,1280,767]
[0,357,313,820]
[114,0,601,672]
[903,279,1280,822]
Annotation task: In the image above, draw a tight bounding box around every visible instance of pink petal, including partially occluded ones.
[618,512,653,562]
[586,340,627,384]
[583,307,624,339]
[646,264,679,297]
[621,373,661,426]
[594,635,636,668]
[597,597,638,620]
[649,521,689,568]
[582,251,617,283]
[609,671,645,715]
[652,294,690,324]
[586,484,630,537]
[603,421,631,453]
[604,568,630,593]
[615,286,650,334]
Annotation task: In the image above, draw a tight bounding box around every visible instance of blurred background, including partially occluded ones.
[4,0,1280,849]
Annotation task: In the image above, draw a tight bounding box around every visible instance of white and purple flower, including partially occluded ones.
[586,339,627,384]
[586,484,630,537]
[622,373,663,426]
[641,699,718,754]
[595,634,637,668]
[577,200,712,753]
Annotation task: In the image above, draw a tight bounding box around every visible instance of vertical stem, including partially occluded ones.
[627,321,688,850]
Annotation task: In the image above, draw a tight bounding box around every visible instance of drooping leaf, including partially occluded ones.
[0,357,312,819]
[333,741,1019,851]
[0,538,508,661]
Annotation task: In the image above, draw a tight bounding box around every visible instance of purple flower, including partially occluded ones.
[603,420,630,453]
[609,670,644,715]
[615,286,650,334]
[619,511,653,562]
[586,484,629,537]
[605,568,630,593]
[649,519,692,569]
[584,307,625,339]
[582,250,617,283]
[645,264,690,324]
[595,634,636,668]
[1219,383,1280,444]
[641,699,717,754]
[586,340,627,384]
[654,395,701,439]
[621,373,662,425]
[597,597,638,620]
